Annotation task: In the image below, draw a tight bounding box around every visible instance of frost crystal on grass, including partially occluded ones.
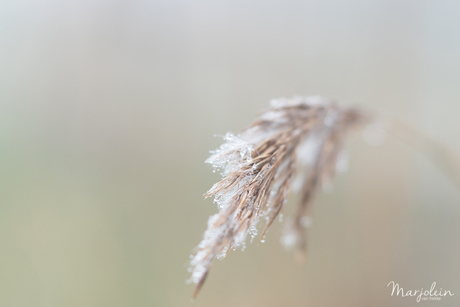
[206,132,254,176]
[189,96,370,297]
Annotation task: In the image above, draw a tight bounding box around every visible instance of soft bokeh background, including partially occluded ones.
[1,1,459,306]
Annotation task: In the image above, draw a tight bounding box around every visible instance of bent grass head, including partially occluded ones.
[188,96,371,298]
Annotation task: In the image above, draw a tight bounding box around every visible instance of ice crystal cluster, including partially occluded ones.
[189,96,370,297]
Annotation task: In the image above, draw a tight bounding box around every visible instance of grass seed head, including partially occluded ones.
[188,96,370,297]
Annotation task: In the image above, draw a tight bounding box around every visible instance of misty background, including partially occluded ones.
[1,1,459,306]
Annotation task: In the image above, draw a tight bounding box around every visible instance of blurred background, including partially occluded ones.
[1,0,460,306]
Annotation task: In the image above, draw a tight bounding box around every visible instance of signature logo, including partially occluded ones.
[387,281,454,302]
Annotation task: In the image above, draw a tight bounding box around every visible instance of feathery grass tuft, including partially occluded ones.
[188,96,371,297]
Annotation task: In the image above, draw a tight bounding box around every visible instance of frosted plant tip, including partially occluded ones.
[188,96,372,297]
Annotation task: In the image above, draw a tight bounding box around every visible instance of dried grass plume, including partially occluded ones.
[188,96,371,297]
